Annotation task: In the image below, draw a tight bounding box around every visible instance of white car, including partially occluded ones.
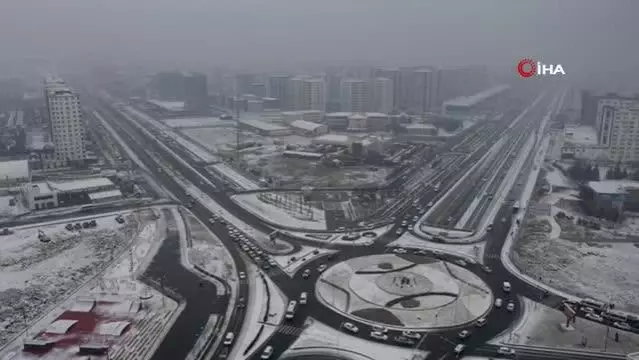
[585,313,603,322]
[317,264,327,272]
[372,325,388,333]
[454,344,466,355]
[407,225,414,231]
[392,248,408,254]
[614,322,632,331]
[239,272,246,280]
[458,330,471,339]
[497,347,516,356]
[395,228,404,235]
[507,301,515,312]
[370,331,388,341]
[341,322,359,333]
[476,318,487,327]
[401,330,421,339]
[494,298,503,308]
[455,259,467,267]
[427,201,434,208]
[261,346,274,359]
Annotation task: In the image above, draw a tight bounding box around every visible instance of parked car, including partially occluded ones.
[302,269,311,279]
[370,331,388,341]
[585,313,603,322]
[341,322,358,333]
[497,347,516,356]
[476,318,487,327]
[495,298,503,308]
[507,301,515,312]
[401,330,421,340]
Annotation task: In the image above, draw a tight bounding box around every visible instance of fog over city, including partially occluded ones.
[1,0,638,78]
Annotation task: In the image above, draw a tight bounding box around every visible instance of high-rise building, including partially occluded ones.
[372,67,401,111]
[595,96,639,159]
[183,72,208,112]
[436,65,490,108]
[340,79,368,113]
[44,77,85,167]
[288,76,326,111]
[267,74,291,109]
[397,68,437,114]
[150,71,184,100]
[234,73,257,95]
[372,77,393,114]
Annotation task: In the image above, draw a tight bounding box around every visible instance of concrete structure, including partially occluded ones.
[283,151,323,160]
[324,112,351,131]
[595,96,639,163]
[549,125,611,163]
[44,76,86,167]
[340,79,368,113]
[21,177,118,210]
[288,76,326,111]
[443,84,510,120]
[247,99,263,113]
[0,159,30,187]
[311,134,353,147]
[582,180,639,220]
[149,71,184,101]
[267,74,291,109]
[409,69,438,114]
[372,67,400,111]
[325,112,390,132]
[281,110,324,125]
[372,77,393,114]
[183,72,208,111]
[88,189,124,203]
[347,114,368,132]
[402,123,438,136]
[147,100,185,112]
[289,120,328,137]
[238,116,292,136]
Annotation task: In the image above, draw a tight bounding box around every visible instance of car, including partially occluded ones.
[372,325,388,333]
[432,250,443,257]
[486,224,493,232]
[337,226,346,231]
[260,345,274,359]
[392,248,407,254]
[208,218,216,223]
[299,292,308,304]
[317,264,328,272]
[458,330,471,339]
[580,306,595,314]
[223,332,235,346]
[613,322,633,331]
[482,265,492,273]
[585,313,603,322]
[302,269,311,279]
[401,330,421,339]
[395,228,404,235]
[341,322,359,333]
[507,301,515,312]
[476,318,487,327]
[465,258,477,265]
[502,281,511,292]
[501,217,506,223]
[427,201,434,208]
[393,336,416,345]
[239,272,246,280]
[407,225,414,231]
[497,347,516,356]
[413,249,429,256]
[412,216,419,222]
[495,298,503,308]
[455,259,467,267]
[454,344,466,355]
[370,331,388,341]
[401,220,408,227]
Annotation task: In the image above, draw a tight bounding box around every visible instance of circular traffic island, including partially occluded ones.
[315,254,493,330]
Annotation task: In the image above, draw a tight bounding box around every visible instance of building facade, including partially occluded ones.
[595,97,639,163]
[44,77,86,167]
[372,77,393,114]
[340,79,368,113]
[183,72,208,112]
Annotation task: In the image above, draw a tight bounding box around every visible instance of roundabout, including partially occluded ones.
[315,254,493,330]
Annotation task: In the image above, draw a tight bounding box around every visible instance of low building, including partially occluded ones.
[281,110,324,125]
[347,114,368,132]
[89,189,124,203]
[283,151,324,160]
[549,125,611,164]
[443,84,510,120]
[0,159,30,187]
[311,134,353,147]
[21,177,118,210]
[290,120,328,137]
[402,123,438,136]
[581,180,639,220]
[324,112,352,131]
[238,116,292,136]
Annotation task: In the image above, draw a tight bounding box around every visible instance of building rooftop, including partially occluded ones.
[313,134,352,144]
[283,150,323,158]
[587,180,639,194]
[0,160,30,182]
[148,99,185,112]
[444,84,511,108]
[49,177,115,192]
[89,189,123,201]
[239,116,289,131]
[290,120,323,131]
[281,110,324,115]
[564,126,598,146]
[404,123,437,130]
[327,112,388,118]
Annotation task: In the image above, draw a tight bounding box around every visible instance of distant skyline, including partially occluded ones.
[1,0,638,92]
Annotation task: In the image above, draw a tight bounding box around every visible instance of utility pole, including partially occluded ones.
[235,98,241,164]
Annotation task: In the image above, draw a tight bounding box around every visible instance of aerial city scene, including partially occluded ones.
[1,0,638,359]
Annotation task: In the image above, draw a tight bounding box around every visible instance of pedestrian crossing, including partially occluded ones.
[276,324,306,337]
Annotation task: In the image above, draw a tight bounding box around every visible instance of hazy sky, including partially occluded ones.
[1,0,638,73]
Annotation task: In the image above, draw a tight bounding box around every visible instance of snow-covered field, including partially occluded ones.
[0,207,180,359]
[545,165,574,189]
[282,317,429,360]
[0,195,29,218]
[512,217,639,313]
[281,224,393,247]
[270,244,337,276]
[162,117,227,129]
[492,297,639,354]
[232,193,327,230]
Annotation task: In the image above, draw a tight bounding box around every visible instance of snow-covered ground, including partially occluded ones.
[231,193,327,230]
[281,317,429,360]
[491,297,639,354]
[161,117,227,129]
[210,163,260,191]
[545,165,575,189]
[0,207,181,359]
[389,232,486,263]
[0,195,29,218]
[227,261,288,360]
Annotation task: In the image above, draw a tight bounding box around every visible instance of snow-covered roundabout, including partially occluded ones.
[315,254,493,330]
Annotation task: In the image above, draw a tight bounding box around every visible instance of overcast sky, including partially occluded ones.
[1,0,638,75]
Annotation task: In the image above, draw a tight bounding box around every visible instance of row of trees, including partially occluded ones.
[567,160,639,182]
